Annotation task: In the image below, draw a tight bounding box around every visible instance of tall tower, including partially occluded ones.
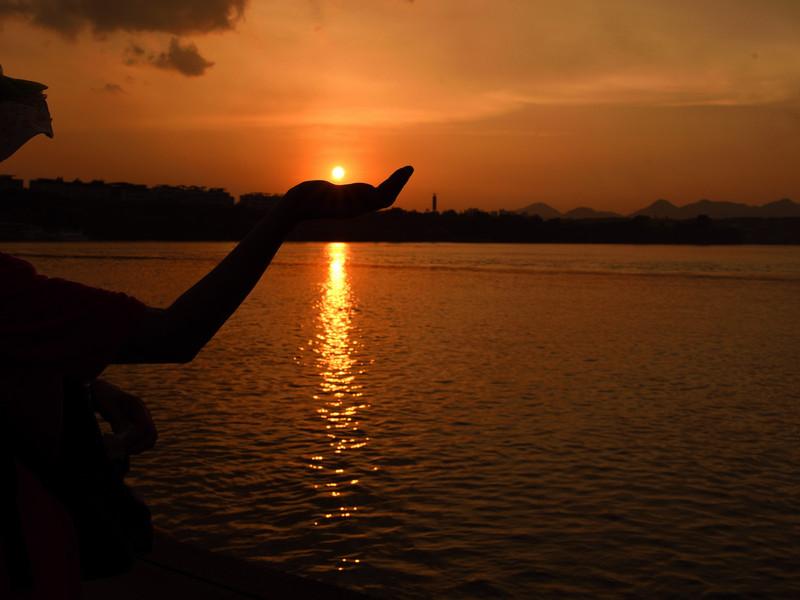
[432,192,438,213]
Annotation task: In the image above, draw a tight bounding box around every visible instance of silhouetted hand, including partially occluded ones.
[282,165,413,221]
[93,379,158,457]
[117,166,413,365]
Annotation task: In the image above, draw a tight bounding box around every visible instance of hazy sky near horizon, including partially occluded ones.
[2,0,800,212]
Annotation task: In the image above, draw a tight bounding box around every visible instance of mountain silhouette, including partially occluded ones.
[631,199,682,219]
[633,198,800,219]
[517,204,621,219]
[520,198,800,220]
[758,198,800,218]
[563,207,621,219]
[681,199,755,219]
[517,202,561,219]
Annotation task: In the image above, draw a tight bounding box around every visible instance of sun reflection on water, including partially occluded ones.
[308,242,370,571]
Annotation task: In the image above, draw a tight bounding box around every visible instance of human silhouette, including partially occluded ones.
[0,66,413,599]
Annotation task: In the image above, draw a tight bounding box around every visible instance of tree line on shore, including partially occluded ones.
[1,188,799,244]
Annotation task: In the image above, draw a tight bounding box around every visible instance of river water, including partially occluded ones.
[5,242,800,598]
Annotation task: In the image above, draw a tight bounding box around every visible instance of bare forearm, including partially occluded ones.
[120,200,296,363]
[169,201,296,352]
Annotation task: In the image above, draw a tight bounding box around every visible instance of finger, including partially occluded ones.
[376,166,414,205]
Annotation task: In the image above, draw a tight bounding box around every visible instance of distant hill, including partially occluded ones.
[517,198,800,220]
[631,199,682,219]
[632,198,800,219]
[563,207,622,219]
[516,203,622,219]
[681,199,757,219]
[517,202,561,219]
[756,198,800,218]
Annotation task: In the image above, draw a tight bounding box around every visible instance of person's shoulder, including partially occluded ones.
[0,251,37,275]
[0,252,41,306]
[0,252,39,300]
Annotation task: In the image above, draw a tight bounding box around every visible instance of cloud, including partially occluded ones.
[101,83,124,93]
[126,37,214,77]
[153,38,214,77]
[1,0,242,77]
[0,0,246,36]
[124,43,147,64]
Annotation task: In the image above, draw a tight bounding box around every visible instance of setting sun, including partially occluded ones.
[331,166,346,181]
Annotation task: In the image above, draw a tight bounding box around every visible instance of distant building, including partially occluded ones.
[432,192,438,213]
[204,187,235,207]
[153,185,234,208]
[111,182,154,204]
[239,192,282,211]
[77,180,113,202]
[0,174,23,193]
[29,177,69,196]
[28,177,112,201]
[26,177,234,208]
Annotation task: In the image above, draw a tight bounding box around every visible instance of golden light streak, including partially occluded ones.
[310,244,369,510]
[305,242,372,571]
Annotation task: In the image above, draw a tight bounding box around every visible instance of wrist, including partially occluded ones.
[240,197,297,257]
[274,195,302,228]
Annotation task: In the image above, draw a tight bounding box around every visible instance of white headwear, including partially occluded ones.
[0,65,54,162]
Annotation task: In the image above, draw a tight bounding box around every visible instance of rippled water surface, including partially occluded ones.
[6,242,800,598]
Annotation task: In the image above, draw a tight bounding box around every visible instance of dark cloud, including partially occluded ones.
[153,37,214,77]
[124,43,147,66]
[102,83,124,93]
[126,37,214,77]
[2,0,239,76]
[0,0,246,36]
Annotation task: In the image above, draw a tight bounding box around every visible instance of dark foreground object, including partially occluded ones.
[83,532,370,600]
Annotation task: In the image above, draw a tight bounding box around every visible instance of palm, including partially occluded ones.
[285,165,413,220]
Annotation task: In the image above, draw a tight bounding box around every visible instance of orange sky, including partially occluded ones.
[2,0,800,212]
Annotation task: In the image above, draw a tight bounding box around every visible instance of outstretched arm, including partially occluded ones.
[115,166,413,364]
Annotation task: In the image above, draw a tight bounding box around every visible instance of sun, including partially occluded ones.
[331,165,346,181]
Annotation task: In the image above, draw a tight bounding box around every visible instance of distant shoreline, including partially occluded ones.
[2,186,800,245]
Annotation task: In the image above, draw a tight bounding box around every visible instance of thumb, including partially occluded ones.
[376,166,414,205]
